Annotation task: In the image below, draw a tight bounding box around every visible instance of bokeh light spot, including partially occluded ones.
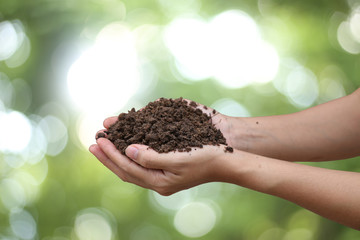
[4,154,27,169]
[9,209,37,240]
[164,10,279,88]
[258,228,286,240]
[38,101,69,128]
[274,60,319,108]
[76,113,105,149]
[287,209,319,232]
[13,170,42,205]
[0,111,32,154]
[211,98,251,117]
[318,65,346,103]
[337,21,360,54]
[0,178,26,210]
[319,78,345,103]
[67,22,140,115]
[0,21,20,61]
[194,182,223,199]
[0,72,14,107]
[38,115,68,156]
[5,35,31,68]
[150,189,195,212]
[21,119,47,165]
[285,67,319,108]
[210,10,279,88]
[173,201,217,238]
[350,6,360,43]
[283,228,313,240]
[75,208,114,240]
[349,6,360,43]
[130,224,171,240]
[164,17,211,81]
[10,78,32,112]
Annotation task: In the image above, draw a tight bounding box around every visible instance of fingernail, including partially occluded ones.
[126,146,138,160]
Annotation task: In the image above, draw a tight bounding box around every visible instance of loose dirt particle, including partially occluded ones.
[189,101,198,108]
[225,146,234,153]
[105,98,232,154]
[96,132,106,139]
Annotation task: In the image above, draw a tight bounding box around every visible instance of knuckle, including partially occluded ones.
[121,164,128,172]
[137,152,153,168]
[154,182,174,196]
[119,174,128,183]
[156,187,173,196]
[140,159,150,168]
[121,161,132,173]
[159,191,172,196]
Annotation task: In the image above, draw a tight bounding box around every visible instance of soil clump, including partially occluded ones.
[99,98,233,154]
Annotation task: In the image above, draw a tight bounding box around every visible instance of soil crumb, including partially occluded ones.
[225,146,234,153]
[96,132,106,139]
[104,98,232,154]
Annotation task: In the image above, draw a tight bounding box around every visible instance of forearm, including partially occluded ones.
[229,88,360,161]
[216,150,360,230]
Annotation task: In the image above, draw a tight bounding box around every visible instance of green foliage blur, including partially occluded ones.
[1,0,360,239]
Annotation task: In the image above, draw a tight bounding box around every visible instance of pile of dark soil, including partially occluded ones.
[98,98,233,154]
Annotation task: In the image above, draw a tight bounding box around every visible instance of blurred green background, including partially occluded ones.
[1,0,360,239]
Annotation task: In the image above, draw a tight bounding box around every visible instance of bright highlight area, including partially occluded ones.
[337,6,360,54]
[67,22,141,148]
[0,20,31,67]
[75,208,115,240]
[10,209,37,240]
[38,115,68,156]
[150,189,195,211]
[273,59,319,108]
[164,10,279,88]
[284,67,319,108]
[67,22,140,115]
[0,111,31,153]
[0,21,21,60]
[174,201,217,238]
[211,98,251,117]
[349,7,360,43]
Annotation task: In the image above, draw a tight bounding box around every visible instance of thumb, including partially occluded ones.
[125,144,171,170]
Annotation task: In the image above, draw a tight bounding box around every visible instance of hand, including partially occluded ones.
[90,139,229,195]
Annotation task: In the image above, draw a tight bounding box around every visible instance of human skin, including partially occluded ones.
[90,88,360,230]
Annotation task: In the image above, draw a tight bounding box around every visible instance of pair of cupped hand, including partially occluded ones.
[89,100,243,195]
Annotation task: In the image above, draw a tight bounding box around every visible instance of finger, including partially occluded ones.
[96,138,153,181]
[125,144,186,171]
[103,116,118,129]
[90,144,162,189]
[89,144,127,181]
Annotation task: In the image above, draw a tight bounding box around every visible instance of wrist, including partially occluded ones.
[215,149,282,194]
[204,145,234,182]
[209,148,250,184]
[227,116,257,152]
